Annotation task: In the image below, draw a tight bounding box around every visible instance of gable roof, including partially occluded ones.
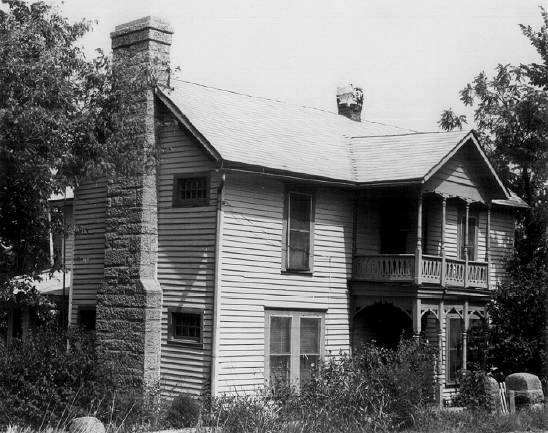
[157,81,513,202]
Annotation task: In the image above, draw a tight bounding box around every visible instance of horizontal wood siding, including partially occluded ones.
[424,144,498,203]
[489,208,514,288]
[216,173,353,393]
[64,204,75,268]
[157,113,218,397]
[71,180,106,324]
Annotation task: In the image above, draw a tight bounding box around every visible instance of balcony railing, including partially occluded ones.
[353,254,488,289]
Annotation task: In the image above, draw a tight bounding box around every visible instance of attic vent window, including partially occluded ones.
[173,174,210,207]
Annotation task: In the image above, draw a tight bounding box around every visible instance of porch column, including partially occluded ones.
[437,300,445,406]
[486,205,491,289]
[464,202,470,288]
[440,196,447,287]
[462,300,469,371]
[412,298,422,340]
[415,191,423,285]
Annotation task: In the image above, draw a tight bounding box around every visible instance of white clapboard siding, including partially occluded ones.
[489,209,514,288]
[216,173,353,394]
[71,180,106,324]
[157,110,219,397]
[64,204,75,268]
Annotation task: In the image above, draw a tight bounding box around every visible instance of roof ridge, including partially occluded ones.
[350,130,469,139]
[170,78,414,132]
[171,78,336,114]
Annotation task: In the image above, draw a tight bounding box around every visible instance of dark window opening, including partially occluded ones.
[286,192,313,271]
[447,316,463,383]
[173,175,209,207]
[458,215,478,260]
[380,202,412,254]
[78,308,96,332]
[168,309,203,344]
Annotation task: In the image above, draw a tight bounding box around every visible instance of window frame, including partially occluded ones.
[282,188,315,273]
[167,307,204,347]
[457,211,479,261]
[264,309,325,388]
[172,173,211,208]
[445,313,463,384]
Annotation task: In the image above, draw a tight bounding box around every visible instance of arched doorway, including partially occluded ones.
[353,302,413,349]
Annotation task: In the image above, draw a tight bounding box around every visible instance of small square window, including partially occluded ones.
[78,307,96,332]
[168,308,203,345]
[173,174,210,207]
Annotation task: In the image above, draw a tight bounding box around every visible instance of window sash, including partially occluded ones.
[172,174,210,207]
[446,316,463,382]
[458,215,478,260]
[168,308,204,345]
[286,192,312,271]
[265,311,324,388]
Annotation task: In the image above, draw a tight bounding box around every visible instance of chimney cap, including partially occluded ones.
[112,16,173,37]
[111,16,173,50]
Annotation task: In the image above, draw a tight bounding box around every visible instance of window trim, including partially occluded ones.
[167,307,204,347]
[457,211,479,261]
[282,188,315,273]
[172,173,211,208]
[445,313,463,384]
[264,309,325,388]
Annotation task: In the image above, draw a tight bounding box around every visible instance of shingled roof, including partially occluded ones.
[157,80,511,200]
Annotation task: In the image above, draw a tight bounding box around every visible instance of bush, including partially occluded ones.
[164,394,201,428]
[453,370,495,411]
[0,324,164,428]
[487,260,547,379]
[204,338,438,432]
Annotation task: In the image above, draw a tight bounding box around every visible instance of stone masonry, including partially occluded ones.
[95,17,172,393]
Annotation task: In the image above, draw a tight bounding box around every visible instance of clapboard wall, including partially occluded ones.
[157,108,219,396]
[70,180,106,324]
[489,208,515,288]
[215,172,353,393]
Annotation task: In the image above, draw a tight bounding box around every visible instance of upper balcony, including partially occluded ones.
[352,254,488,289]
[351,187,492,290]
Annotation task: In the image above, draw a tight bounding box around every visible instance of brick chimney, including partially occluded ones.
[95,17,172,395]
[336,84,364,122]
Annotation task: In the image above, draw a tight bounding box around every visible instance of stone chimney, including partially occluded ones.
[95,17,172,395]
[336,84,364,122]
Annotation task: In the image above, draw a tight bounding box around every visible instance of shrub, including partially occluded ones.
[203,338,437,432]
[164,394,201,428]
[453,370,495,411]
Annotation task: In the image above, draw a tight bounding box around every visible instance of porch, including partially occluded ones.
[352,186,493,290]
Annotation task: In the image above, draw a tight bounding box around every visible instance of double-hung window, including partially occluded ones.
[458,214,478,260]
[265,310,324,387]
[284,191,314,272]
[446,314,463,383]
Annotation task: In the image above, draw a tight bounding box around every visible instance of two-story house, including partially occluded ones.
[68,17,527,403]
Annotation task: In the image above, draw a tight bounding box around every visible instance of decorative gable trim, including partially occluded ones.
[422,131,509,200]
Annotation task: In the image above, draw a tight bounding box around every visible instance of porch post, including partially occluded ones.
[437,300,445,406]
[462,300,469,371]
[440,196,447,287]
[415,191,423,286]
[412,298,422,340]
[464,202,470,288]
[486,205,491,290]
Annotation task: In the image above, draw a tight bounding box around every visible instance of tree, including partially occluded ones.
[0,0,158,281]
[439,8,548,264]
[439,8,548,378]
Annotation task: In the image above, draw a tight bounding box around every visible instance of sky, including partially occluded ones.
[45,0,544,131]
